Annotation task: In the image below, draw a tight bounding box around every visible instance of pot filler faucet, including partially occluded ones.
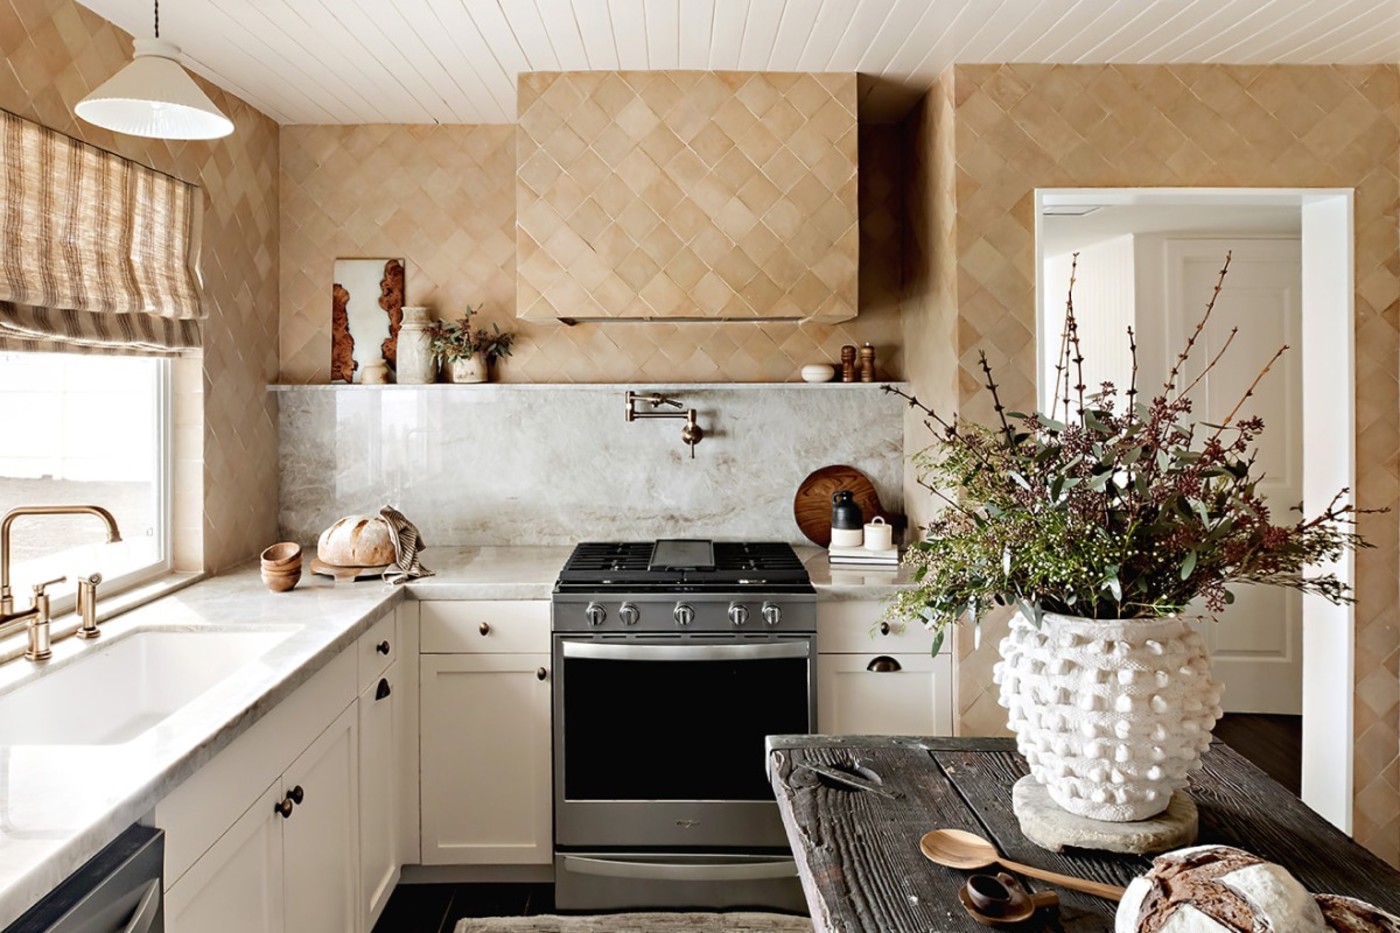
[624,391,704,459]
[0,505,122,661]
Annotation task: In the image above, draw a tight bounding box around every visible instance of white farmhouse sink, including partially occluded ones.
[0,628,296,746]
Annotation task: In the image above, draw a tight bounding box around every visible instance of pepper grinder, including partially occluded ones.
[859,343,876,382]
[840,345,857,383]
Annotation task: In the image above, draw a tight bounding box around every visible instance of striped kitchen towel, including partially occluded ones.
[379,506,433,584]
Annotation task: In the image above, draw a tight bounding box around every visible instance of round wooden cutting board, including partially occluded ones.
[793,465,890,547]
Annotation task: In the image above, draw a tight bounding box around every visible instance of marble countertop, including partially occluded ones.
[0,543,909,925]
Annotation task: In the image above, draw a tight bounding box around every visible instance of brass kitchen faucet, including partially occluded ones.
[0,505,122,660]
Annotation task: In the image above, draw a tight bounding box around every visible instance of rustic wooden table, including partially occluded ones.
[767,735,1400,932]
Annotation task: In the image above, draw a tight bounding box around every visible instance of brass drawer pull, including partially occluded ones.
[537,666,548,681]
[479,622,491,636]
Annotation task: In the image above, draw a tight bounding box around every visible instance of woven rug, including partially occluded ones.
[453,913,814,932]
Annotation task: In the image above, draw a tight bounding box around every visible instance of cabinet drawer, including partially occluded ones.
[420,601,550,654]
[817,652,953,736]
[358,611,399,692]
[817,601,940,655]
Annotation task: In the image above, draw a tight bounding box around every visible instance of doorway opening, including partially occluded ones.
[1033,187,1356,832]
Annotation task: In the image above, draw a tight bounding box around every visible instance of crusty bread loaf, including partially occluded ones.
[317,515,395,567]
[1116,845,1327,933]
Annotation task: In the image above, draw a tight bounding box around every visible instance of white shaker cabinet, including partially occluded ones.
[283,703,361,933]
[164,703,359,933]
[164,782,286,933]
[816,601,953,736]
[418,601,552,866]
[358,657,402,927]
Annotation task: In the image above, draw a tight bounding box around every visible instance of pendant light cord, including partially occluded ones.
[153,0,159,38]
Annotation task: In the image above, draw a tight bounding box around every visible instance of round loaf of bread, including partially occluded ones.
[317,515,395,567]
[1115,845,1327,933]
[1314,894,1400,932]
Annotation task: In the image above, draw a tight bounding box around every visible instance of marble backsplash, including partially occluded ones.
[275,383,903,547]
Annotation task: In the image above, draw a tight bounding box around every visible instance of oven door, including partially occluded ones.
[553,635,814,850]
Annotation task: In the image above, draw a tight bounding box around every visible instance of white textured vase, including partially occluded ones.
[396,306,437,385]
[994,611,1224,822]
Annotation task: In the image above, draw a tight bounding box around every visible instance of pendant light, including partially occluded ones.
[75,0,234,140]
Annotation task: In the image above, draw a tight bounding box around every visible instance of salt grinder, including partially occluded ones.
[859,343,876,382]
[840,345,857,382]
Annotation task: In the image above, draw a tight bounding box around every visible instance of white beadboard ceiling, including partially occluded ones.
[77,0,1400,124]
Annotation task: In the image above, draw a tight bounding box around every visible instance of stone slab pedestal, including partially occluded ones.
[1012,776,1198,854]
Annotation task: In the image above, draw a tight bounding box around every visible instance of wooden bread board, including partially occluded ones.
[794,464,899,547]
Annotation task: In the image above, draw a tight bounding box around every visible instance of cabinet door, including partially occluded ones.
[359,660,401,929]
[165,782,285,933]
[817,653,952,736]
[283,703,360,933]
[420,653,552,865]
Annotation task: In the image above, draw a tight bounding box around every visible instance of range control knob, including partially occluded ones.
[728,602,749,627]
[673,603,695,627]
[619,602,640,626]
[761,602,782,627]
[585,602,607,627]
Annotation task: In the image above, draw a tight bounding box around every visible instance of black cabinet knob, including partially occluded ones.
[866,655,902,673]
[288,785,305,804]
[536,667,548,681]
[376,640,391,655]
[376,678,392,701]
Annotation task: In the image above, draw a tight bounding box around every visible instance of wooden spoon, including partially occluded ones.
[920,829,1126,902]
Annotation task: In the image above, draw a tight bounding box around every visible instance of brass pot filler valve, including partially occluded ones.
[625,391,704,459]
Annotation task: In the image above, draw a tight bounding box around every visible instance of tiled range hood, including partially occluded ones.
[516,72,858,324]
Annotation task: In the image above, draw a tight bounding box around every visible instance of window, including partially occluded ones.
[0,352,170,616]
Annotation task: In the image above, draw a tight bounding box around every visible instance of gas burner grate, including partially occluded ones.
[557,540,811,589]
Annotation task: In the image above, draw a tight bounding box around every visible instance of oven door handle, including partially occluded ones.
[560,854,798,882]
[560,640,810,661]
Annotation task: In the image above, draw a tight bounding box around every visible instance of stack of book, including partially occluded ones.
[827,543,900,571]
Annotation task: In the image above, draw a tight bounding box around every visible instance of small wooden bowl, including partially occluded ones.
[260,542,303,570]
[261,566,302,593]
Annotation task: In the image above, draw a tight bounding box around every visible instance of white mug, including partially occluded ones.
[864,516,893,551]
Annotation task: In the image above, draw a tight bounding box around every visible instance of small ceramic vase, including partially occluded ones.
[449,356,488,384]
[361,360,389,385]
[396,306,437,385]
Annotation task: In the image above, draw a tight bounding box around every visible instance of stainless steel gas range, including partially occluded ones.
[551,539,814,912]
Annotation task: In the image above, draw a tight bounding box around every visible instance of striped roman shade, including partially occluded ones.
[0,108,204,354]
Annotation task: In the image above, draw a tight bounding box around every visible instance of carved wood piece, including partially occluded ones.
[330,282,356,382]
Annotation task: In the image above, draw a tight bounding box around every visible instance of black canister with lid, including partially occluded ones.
[831,490,863,530]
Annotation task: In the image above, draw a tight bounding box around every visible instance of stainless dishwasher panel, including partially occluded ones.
[4,825,163,933]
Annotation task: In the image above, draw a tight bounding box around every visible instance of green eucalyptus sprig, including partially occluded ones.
[429,305,516,364]
[885,252,1372,656]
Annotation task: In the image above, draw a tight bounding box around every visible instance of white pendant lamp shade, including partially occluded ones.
[76,38,233,140]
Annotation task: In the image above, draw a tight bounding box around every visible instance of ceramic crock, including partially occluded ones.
[994,611,1224,822]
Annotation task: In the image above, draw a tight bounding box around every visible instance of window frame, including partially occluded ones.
[0,353,174,637]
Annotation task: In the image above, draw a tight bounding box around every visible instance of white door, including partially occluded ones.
[164,782,285,933]
[420,653,552,865]
[283,704,361,933]
[1165,238,1303,714]
[817,653,953,735]
[359,660,402,930]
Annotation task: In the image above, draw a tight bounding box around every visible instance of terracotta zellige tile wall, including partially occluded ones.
[279,121,901,384]
[1,0,280,573]
[516,72,859,324]
[925,63,1399,863]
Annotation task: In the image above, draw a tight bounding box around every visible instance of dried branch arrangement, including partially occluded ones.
[885,252,1371,653]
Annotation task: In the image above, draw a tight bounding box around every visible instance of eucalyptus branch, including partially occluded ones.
[1177,326,1239,400]
[1164,251,1232,395]
[1210,345,1288,440]
[978,352,1016,447]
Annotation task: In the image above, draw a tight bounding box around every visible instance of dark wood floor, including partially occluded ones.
[1214,712,1303,795]
[373,883,554,933]
[375,714,1300,932]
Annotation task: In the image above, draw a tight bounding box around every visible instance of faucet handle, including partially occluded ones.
[32,576,66,596]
